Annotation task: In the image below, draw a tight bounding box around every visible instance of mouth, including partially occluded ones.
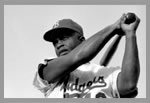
[59,49,69,56]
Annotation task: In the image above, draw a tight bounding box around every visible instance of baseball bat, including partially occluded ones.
[100,35,122,66]
[100,13,136,66]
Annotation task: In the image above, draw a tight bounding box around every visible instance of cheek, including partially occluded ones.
[67,39,80,50]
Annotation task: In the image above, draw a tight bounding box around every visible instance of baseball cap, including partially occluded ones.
[43,19,84,42]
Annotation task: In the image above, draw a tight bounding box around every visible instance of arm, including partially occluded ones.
[43,17,123,83]
[117,13,140,97]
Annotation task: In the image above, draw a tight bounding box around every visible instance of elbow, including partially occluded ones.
[43,71,57,83]
[43,68,50,82]
[43,67,55,83]
[126,82,138,92]
[119,70,140,97]
[119,84,138,98]
[119,79,138,98]
[121,64,140,90]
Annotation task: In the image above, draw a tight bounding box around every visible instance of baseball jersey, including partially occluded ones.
[33,58,121,98]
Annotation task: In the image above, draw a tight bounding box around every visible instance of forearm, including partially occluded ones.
[121,32,140,89]
[71,24,116,64]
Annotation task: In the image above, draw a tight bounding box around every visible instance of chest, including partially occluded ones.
[63,69,111,98]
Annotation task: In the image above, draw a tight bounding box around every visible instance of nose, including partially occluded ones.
[56,40,64,50]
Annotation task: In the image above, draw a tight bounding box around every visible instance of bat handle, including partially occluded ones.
[125,13,136,24]
[100,35,122,66]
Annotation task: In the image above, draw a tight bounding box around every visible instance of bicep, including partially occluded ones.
[43,55,79,83]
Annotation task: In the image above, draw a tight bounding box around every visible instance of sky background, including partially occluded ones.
[4,5,146,98]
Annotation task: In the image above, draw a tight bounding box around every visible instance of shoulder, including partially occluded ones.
[38,57,56,79]
[39,57,55,65]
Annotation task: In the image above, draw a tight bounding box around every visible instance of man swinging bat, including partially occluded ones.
[33,12,140,98]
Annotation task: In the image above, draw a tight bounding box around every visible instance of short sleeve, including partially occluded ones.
[33,58,57,97]
[109,66,121,98]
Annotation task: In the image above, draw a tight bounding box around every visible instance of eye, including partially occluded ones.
[52,39,58,46]
[63,34,69,38]
[61,35,70,40]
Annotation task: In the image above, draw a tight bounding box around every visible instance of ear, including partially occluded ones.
[79,36,85,41]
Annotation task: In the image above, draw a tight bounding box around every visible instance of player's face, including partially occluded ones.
[52,31,83,57]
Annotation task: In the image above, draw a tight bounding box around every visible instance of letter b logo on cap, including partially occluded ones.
[53,21,60,28]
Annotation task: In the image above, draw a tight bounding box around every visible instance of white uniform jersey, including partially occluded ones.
[33,59,121,98]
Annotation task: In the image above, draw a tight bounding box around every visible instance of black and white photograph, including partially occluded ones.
[4,5,146,98]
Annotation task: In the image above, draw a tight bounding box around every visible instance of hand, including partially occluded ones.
[121,13,140,35]
[113,13,126,36]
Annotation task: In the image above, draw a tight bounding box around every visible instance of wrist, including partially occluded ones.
[110,24,120,36]
[102,24,117,37]
[111,22,125,36]
[125,31,136,39]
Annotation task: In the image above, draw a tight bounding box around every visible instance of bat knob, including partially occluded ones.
[125,13,136,24]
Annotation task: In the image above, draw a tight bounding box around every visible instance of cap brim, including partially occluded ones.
[43,27,75,42]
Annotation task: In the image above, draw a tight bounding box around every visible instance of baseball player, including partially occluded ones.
[33,13,140,98]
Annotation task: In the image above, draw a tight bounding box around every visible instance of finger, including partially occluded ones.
[121,13,126,24]
[134,16,141,30]
[115,13,126,28]
[119,13,126,22]
[135,16,141,25]
[114,13,125,29]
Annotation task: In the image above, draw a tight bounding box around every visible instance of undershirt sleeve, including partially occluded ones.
[109,66,121,98]
[33,58,57,97]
